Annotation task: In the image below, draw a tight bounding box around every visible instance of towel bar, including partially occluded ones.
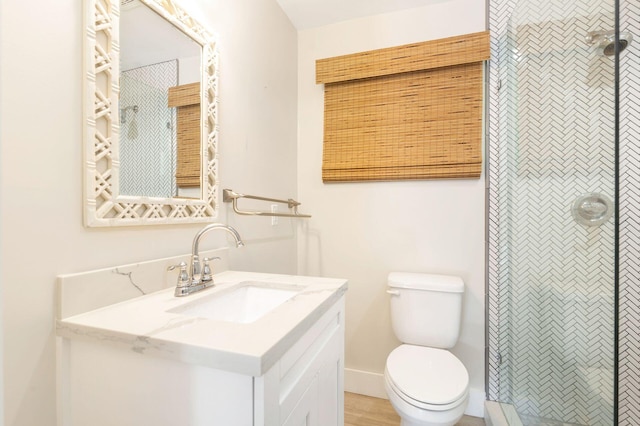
[222,189,311,218]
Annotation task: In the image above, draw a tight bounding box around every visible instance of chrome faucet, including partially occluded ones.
[169,223,244,297]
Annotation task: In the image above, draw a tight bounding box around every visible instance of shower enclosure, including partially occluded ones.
[488,0,640,424]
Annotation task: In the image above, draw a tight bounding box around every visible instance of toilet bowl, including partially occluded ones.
[384,272,469,426]
[384,345,469,426]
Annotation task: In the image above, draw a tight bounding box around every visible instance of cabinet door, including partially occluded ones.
[317,355,342,426]
[282,375,319,426]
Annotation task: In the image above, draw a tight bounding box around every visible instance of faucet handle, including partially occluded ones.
[167,261,190,288]
[201,257,221,283]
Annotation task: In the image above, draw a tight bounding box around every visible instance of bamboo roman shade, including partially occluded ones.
[316,31,490,182]
[168,82,201,188]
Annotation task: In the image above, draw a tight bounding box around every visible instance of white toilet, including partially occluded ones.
[384,272,469,426]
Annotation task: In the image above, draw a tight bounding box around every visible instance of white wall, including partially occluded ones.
[0,0,297,425]
[0,0,4,422]
[296,0,487,409]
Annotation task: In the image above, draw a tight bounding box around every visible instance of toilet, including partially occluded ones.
[384,272,469,426]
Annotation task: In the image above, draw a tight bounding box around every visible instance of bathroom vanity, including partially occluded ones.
[56,268,347,426]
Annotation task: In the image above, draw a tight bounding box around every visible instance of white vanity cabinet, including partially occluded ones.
[57,272,346,426]
[256,297,344,425]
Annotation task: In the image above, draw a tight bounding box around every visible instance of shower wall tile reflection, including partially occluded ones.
[119,60,177,198]
[488,0,640,424]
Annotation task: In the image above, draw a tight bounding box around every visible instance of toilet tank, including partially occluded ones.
[388,272,464,349]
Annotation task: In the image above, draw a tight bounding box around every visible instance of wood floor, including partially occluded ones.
[344,392,485,426]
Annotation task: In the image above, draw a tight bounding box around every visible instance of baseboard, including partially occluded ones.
[466,388,486,418]
[344,368,388,399]
[344,368,486,418]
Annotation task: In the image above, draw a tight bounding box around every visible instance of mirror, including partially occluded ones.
[83,0,219,226]
[120,1,202,199]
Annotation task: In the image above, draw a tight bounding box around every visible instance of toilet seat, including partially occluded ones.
[385,345,469,410]
[385,370,468,412]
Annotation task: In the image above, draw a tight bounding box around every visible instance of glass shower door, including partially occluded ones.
[489,0,617,424]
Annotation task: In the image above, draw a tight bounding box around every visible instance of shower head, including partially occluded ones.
[120,105,139,124]
[586,30,633,57]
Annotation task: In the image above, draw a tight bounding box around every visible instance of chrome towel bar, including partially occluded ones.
[222,189,311,218]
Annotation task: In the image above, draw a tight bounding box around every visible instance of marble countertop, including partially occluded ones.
[57,270,347,377]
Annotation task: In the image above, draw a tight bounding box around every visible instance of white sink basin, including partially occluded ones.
[168,282,301,324]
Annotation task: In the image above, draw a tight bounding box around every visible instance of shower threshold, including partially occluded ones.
[486,401,522,426]
[485,401,588,426]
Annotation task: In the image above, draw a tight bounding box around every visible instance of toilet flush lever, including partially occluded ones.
[386,289,400,296]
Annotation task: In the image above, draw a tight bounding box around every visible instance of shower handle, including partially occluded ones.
[580,201,607,216]
[571,193,613,226]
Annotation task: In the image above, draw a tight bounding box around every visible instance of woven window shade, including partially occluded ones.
[168,82,201,187]
[316,31,490,182]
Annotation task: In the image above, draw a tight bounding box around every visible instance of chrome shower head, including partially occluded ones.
[120,105,139,124]
[586,30,633,57]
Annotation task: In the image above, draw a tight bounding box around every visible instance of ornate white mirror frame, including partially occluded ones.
[83,0,218,227]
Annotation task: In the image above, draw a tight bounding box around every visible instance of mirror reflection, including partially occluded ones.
[119,0,202,199]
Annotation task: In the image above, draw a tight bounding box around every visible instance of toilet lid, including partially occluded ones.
[386,345,469,406]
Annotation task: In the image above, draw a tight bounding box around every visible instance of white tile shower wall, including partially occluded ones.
[618,0,640,424]
[489,0,640,424]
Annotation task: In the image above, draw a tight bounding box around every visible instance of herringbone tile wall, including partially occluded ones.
[618,0,640,424]
[488,0,639,424]
[119,60,177,198]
